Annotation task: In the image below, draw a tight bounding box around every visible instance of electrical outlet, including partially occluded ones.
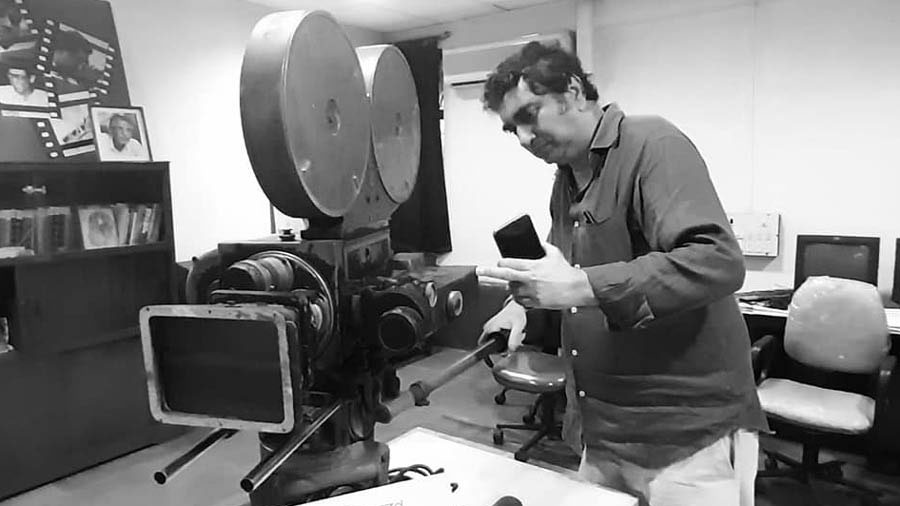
[727,212,780,257]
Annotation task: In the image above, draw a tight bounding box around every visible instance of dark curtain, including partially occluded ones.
[390,37,452,254]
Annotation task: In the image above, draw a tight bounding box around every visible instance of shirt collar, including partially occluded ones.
[559,103,625,196]
[589,102,625,152]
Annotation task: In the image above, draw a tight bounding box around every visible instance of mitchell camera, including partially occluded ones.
[137,10,489,506]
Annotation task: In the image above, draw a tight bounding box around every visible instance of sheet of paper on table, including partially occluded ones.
[383,427,638,506]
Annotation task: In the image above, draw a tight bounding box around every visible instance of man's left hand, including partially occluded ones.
[476,242,596,309]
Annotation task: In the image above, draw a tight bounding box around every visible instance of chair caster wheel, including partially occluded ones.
[494,392,506,405]
[514,451,528,462]
[492,428,504,445]
[523,414,535,425]
[764,456,778,471]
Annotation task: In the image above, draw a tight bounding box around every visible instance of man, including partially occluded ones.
[51,29,102,89]
[0,66,48,106]
[97,114,144,160]
[477,42,767,506]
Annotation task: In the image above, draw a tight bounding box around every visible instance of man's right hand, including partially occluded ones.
[478,300,527,351]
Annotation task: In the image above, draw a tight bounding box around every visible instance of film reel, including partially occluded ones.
[356,44,420,205]
[240,10,371,220]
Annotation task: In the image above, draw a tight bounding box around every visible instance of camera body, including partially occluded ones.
[142,231,474,504]
[138,10,474,505]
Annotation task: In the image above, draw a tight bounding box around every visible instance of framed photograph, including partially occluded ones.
[90,105,152,162]
[78,205,118,249]
[39,19,116,98]
[0,62,60,118]
[0,0,38,59]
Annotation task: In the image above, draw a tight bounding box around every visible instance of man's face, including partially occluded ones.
[109,118,134,150]
[7,69,33,95]
[497,79,586,166]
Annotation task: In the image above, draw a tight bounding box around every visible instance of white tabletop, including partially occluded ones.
[385,427,638,506]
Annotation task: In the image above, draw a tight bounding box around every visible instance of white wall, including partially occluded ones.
[590,0,900,298]
[385,1,576,267]
[108,0,384,261]
[408,0,900,301]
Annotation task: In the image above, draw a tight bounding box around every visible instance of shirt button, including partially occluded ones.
[573,221,580,228]
[571,349,579,357]
[570,306,578,314]
[574,263,581,269]
[578,390,586,398]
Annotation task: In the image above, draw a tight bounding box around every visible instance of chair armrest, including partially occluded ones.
[873,355,896,421]
[870,355,897,455]
[751,334,778,385]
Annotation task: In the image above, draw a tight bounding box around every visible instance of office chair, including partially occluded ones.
[486,349,567,462]
[752,276,895,506]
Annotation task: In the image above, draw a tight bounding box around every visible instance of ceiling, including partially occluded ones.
[245,0,558,32]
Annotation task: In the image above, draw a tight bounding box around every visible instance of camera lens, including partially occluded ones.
[222,255,294,291]
[377,306,424,353]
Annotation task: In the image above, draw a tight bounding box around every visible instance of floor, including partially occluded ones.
[4,348,900,506]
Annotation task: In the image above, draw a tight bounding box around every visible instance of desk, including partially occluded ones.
[739,303,900,334]
[384,428,638,506]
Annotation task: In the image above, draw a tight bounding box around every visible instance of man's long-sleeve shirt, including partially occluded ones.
[543,103,768,469]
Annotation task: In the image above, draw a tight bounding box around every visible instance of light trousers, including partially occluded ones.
[578,430,759,506]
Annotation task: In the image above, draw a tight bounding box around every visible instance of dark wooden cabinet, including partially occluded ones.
[0,162,183,499]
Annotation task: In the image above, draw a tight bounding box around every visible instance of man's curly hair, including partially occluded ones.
[482,41,597,112]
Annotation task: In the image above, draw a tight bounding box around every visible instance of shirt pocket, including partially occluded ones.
[574,210,633,266]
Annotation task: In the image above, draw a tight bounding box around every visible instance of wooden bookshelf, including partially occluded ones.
[0,161,183,499]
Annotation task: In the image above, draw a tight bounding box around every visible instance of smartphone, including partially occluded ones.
[493,214,545,259]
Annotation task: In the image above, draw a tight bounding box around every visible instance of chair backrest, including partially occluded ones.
[785,276,891,373]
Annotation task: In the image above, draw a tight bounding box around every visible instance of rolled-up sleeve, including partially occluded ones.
[583,133,745,329]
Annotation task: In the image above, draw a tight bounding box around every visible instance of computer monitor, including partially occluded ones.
[794,235,880,289]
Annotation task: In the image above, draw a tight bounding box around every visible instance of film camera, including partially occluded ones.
[139,10,504,506]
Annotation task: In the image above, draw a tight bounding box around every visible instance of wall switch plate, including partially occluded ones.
[727,212,780,257]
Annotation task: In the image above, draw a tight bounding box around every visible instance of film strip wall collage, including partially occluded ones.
[0,0,117,158]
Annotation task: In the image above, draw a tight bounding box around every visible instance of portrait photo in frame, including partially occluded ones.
[89,104,151,162]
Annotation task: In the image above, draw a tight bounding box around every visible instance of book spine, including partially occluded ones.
[147,203,162,243]
[0,210,12,248]
[129,205,147,245]
[10,209,35,252]
[113,203,131,246]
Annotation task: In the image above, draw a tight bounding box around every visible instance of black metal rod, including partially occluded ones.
[240,402,343,493]
[154,428,237,484]
[382,331,506,421]
[418,336,504,396]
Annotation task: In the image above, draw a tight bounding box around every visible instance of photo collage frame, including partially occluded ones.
[0,0,118,158]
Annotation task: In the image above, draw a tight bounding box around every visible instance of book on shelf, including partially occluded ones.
[0,316,11,354]
[35,206,75,255]
[147,203,162,243]
[94,203,165,247]
[112,203,131,246]
[1,209,36,252]
[0,209,11,248]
